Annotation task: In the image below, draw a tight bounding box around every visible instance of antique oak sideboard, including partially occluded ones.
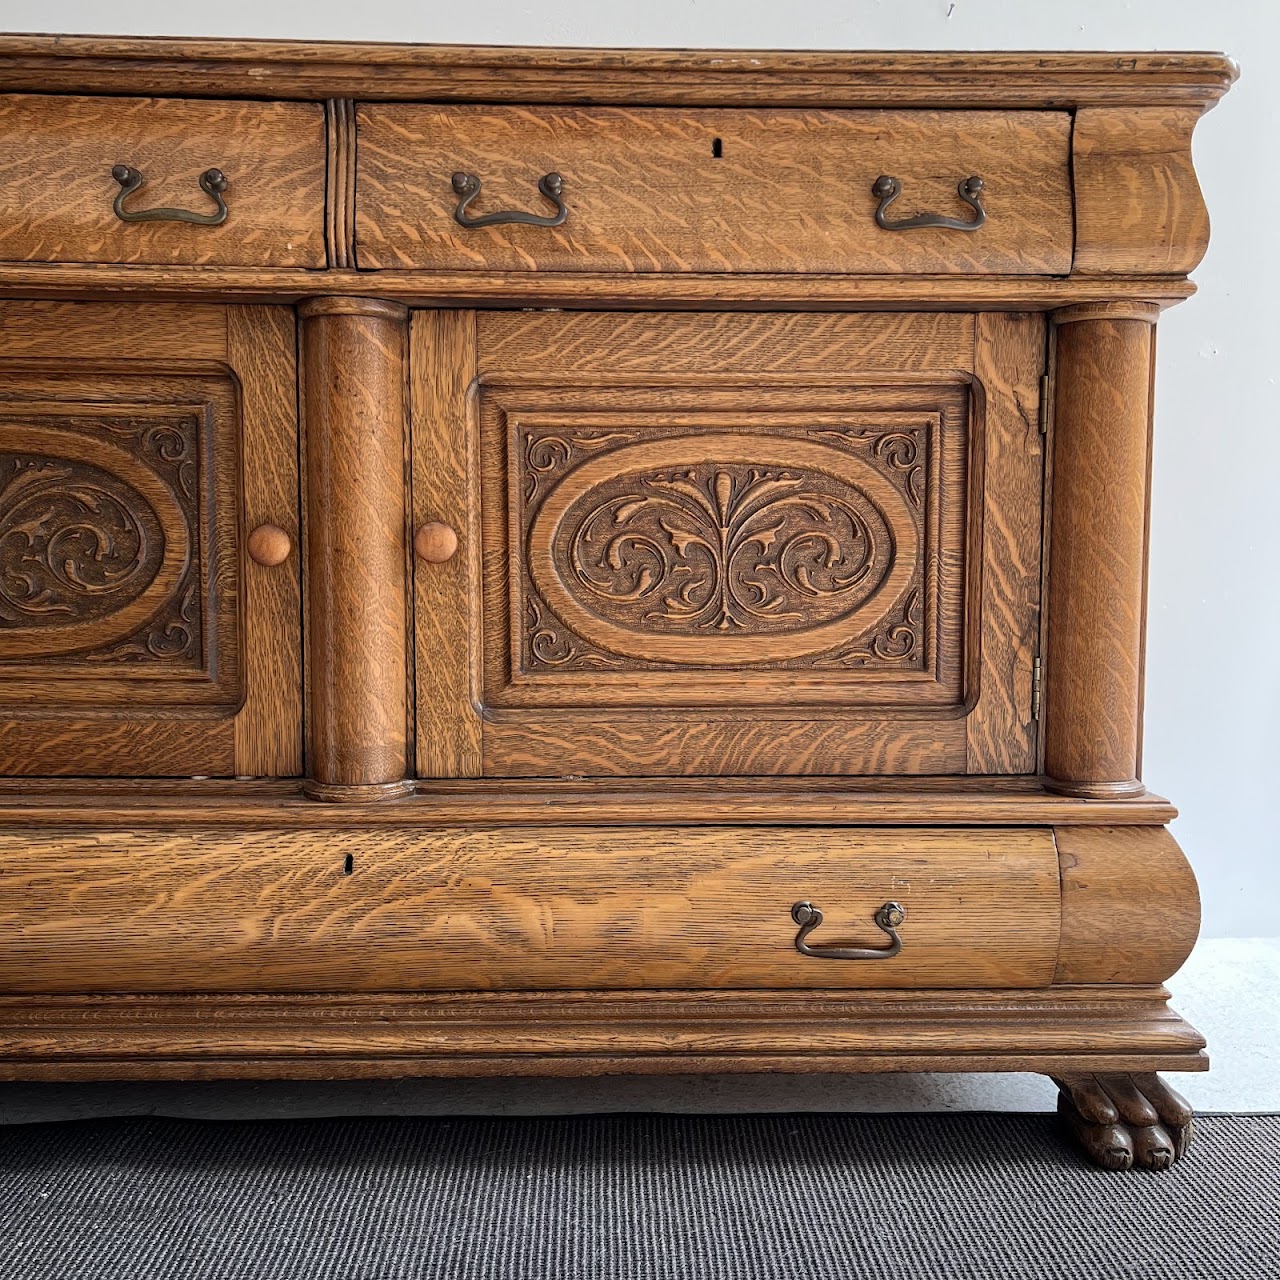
[0,38,1235,1171]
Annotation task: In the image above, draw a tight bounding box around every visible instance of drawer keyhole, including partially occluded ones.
[711,137,723,158]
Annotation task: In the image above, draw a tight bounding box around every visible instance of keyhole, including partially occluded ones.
[711,137,723,158]
[343,854,354,876]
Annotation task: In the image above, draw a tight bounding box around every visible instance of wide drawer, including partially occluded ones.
[0,826,1060,992]
[356,105,1073,274]
[0,95,327,266]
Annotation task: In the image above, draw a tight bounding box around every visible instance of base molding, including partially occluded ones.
[0,985,1206,1081]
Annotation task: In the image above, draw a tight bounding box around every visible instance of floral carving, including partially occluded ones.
[559,465,892,635]
[811,588,923,667]
[812,426,926,508]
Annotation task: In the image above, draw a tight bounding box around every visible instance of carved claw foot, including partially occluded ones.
[1052,1073,1194,1171]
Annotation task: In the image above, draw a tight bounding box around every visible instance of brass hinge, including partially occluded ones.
[1038,373,1051,435]
[1031,656,1043,721]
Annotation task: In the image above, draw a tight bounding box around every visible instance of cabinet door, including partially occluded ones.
[0,302,301,776]
[412,310,1044,778]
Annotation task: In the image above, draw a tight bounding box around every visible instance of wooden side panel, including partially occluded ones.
[357,106,1072,274]
[229,307,303,778]
[0,826,1060,993]
[966,313,1045,773]
[0,95,326,267]
[411,311,482,777]
[1073,107,1211,276]
[1055,825,1201,984]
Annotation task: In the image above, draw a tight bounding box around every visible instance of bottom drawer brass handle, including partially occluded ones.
[791,900,905,960]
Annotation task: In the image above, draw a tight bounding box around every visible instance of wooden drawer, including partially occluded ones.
[0,826,1060,992]
[356,106,1072,274]
[0,95,326,267]
[0,300,302,777]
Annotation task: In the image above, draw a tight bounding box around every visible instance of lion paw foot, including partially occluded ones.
[1052,1073,1193,1171]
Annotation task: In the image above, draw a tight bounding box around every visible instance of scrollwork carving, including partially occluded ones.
[560,465,892,635]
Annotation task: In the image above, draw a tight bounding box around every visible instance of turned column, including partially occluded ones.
[1043,302,1159,798]
[300,298,412,800]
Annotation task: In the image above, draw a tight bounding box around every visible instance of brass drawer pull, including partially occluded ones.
[451,171,568,229]
[791,900,905,960]
[872,174,986,232]
[111,164,230,226]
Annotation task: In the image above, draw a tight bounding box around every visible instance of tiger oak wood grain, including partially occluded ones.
[1073,108,1211,276]
[0,94,325,267]
[0,42,1229,1129]
[228,306,303,778]
[410,310,483,778]
[300,297,411,792]
[0,826,1058,992]
[1055,825,1201,984]
[967,313,1045,774]
[357,106,1072,275]
[1043,304,1158,797]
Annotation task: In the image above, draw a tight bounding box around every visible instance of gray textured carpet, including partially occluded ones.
[1,1113,1275,1279]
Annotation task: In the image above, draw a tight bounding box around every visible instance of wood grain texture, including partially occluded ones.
[1073,108,1211,276]
[1043,305,1157,796]
[0,778,1179,829]
[301,298,410,789]
[1055,826,1200,984]
[410,311,482,778]
[357,106,1072,275]
[0,265,1200,311]
[966,313,1045,773]
[0,95,325,267]
[228,306,303,778]
[0,987,1206,1082]
[0,825,1058,993]
[0,38,1236,108]
[0,299,230,360]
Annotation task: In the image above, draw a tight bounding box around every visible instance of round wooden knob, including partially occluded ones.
[247,523,292,567]
[415,521,459,564]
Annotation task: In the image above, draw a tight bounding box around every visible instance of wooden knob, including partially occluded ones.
[415,521,459,564]
[247,523,292,567]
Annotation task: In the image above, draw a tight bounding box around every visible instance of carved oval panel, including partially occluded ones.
[527,434,919,665]
[0,424,190,660]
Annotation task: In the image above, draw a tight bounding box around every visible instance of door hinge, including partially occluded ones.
[1031,656,1043,721]
[1038,373,1051,435]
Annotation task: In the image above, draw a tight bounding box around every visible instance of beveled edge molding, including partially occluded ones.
[1042,777,1147,800]
[1051,301,1162,326]
[0,267,1199,311]
[0,985,1207,1081]
[0,37,1238,108]
[0,779,1179,827]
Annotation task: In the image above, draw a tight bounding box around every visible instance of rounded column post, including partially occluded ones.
[300,297,412,800]
[1044,302,1159,798]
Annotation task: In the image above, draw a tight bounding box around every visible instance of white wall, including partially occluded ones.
[3,1,1275,938]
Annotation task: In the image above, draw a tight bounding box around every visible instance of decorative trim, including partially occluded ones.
[324,98,356,269]
[0,38,1238,108]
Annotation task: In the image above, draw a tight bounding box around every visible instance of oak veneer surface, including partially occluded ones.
[0,300,302,778]
[357,106,1072,275]
[417,309,1044,778]
[0,827,1059,993]
[0,95,326,267]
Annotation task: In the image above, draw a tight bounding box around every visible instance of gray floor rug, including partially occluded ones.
[1,1112,1275,1280]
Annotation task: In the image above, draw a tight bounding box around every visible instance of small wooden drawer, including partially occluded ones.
[0,826,1060,993]
[0,95,327,267]
[356,105,1072,274]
